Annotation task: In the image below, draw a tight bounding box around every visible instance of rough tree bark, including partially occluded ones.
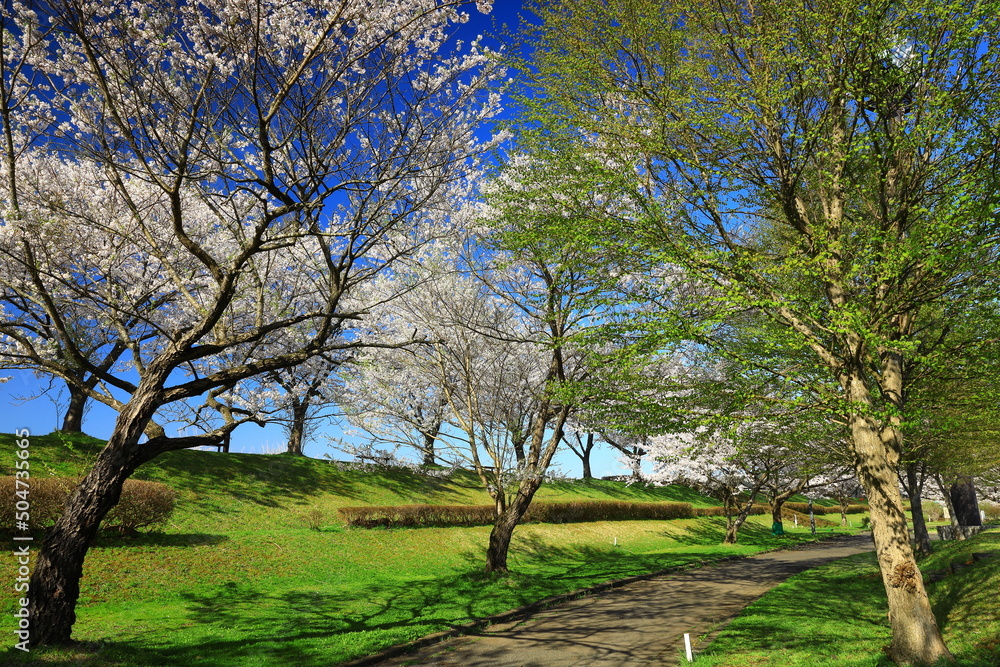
[485,486,538,573]
[850,411,951,664]
[580,432,593,480]
[59,383,88,433]
[484,404,570,574]
[722,480,766,545]
[28,375,168,644]
[286,396,308,456]
[768,481,808,537]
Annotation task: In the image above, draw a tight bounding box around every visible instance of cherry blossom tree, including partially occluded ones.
[648,429,769,544]
[0,0,499,645]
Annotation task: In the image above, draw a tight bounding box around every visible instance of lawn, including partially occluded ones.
[2,432,851,666]
[693,528,1000,667]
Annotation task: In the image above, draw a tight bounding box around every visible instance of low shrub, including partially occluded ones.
[0,476,76,530]
[784,502,829,514]
[338,500,695,528]
[0,476,176,534]
[300,508,326,531]
[105,480,177,534]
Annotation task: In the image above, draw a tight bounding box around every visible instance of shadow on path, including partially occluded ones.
[375,534,875,667]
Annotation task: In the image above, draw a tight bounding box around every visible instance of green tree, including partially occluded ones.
[509,0,1000,662]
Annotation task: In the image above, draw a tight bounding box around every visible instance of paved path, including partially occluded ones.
[379,533,874,667]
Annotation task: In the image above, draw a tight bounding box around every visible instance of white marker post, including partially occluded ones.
[684,633,694,662]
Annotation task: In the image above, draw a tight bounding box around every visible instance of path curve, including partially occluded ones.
[373,533,874,667]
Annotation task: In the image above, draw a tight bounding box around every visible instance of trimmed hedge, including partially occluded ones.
[1,477,176,534]
[339,500,849,529]
[339,500,695,528]
[694,503,769,517]
[783,502,868,515]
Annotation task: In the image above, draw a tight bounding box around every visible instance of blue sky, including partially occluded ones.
[1,1,637,478]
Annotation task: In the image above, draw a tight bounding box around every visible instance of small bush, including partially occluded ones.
[0,477,175,534]
[0,477,77,530]
[105,480,176,534]
[300,508,326,531]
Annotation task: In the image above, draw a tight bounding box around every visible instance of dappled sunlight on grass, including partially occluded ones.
[696,529,1000,667]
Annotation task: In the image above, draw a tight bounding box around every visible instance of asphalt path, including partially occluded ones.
[376,533,875,667]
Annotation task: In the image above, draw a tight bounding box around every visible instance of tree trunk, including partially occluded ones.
[850,415,951,665]
[723,493,755,545]
[420,421,440,467]
[771,500,785,535]
[485,484,539,574]
[905,463,932,556]
[59,382,89,433]
[286,397,307,455]
[768,486,801,536]
[936,475,962,535]
[28,388,162,645]
[628,446,645,483]
[581,433,594,480]
[950,477,981,527]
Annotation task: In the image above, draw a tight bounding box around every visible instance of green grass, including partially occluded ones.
[0,432,856,666]
[693,529,1000,667]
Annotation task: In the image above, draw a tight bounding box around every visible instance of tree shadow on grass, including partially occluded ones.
[135,449,486,516]
[69,537,755,667]
[94,567,596,666]
[89,532,229,549]
[926,532,1000,664]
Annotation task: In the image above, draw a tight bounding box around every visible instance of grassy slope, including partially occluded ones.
[694,529,1000,667]
[2,433,851,666]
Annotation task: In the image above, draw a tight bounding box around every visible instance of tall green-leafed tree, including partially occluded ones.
[511,0,1000,663]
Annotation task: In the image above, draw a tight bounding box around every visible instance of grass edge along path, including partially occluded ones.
[691,528,1000,667]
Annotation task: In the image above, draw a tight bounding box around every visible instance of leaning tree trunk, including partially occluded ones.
[905,463,932,555]
[28,388,162,645]
[850,414,951,664]
[485,484,541,574]
[484,403,570,574]
[723,494,755,545]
